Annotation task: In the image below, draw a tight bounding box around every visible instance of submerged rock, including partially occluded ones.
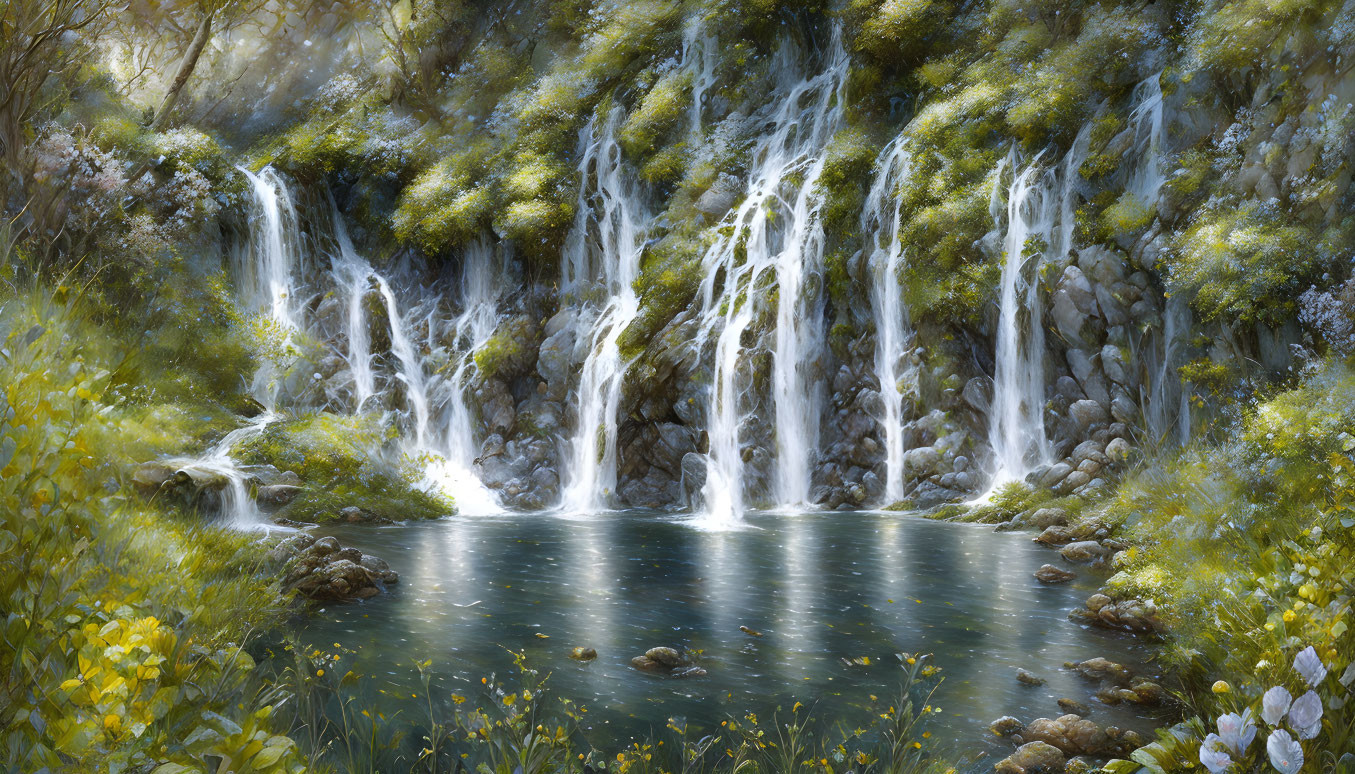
[990,716,1024,737]
[569,647,597,661]
[1034,564,1076,583]
[1057,697,1091,715]
[631,646,703,677]
[1016,668,1046,686]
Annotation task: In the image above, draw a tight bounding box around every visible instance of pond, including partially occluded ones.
[298,510,1161,767]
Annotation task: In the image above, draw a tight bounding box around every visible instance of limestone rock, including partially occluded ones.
[994,741,1065,774]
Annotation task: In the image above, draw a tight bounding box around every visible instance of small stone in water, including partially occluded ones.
[1058,697,1091,715]
[1017,668,1046,686]
[739,625,763,637]
[1034,564,1076,583]
[569,646,597,661]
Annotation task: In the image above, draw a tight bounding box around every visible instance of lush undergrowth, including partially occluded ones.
[0,287,305,772]
[1093,359,1355,771]
[267,648,954,774]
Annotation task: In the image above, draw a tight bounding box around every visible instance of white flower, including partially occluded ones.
[1294,646,1327,686]
[1267,729,1303,774]
[1200,733,1234,773]
[1262,686,1293,725]
[1217,708,1256,755]
[1288,690,1323,731]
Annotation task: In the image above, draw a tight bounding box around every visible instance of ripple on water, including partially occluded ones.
[299,510,1162,765]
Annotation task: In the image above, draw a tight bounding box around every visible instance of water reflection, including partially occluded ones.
[306,511,1160,763]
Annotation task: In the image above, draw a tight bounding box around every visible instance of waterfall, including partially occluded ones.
[682,18,716,137]
[985,125,1090,489]
[693,27,848,526]
[331,210,377,411]
[237,167,304,336]
[171,412,278,529]
[425,238,507,515]
[861,138,916,504]
[559,110,648,513]
[374,274,435,449]
[236,166,306,408]
[174,166,305,529]
[1125,72,1166,209]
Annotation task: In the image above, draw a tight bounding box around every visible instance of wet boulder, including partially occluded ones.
[271,533,399,602]
[1034,564,1076,583]
[631,646,704,677]
[994,741,1065,774]
[1059,540,1111,563]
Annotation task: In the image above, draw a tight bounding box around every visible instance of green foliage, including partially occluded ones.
[619,69,692,158]
[234,412,452,523]
[1102,359,1355,764]
[0,287,304,772]
[817,128,879,235]
[270,647,952,773]
[1168,203,1326,325]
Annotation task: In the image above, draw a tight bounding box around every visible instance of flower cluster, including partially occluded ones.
[1199,646,1346,773]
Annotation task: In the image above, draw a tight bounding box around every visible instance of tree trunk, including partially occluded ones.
[148,10,214,132]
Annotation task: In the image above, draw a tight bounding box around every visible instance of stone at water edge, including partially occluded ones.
[993,741,1065,774]
[256,483,302,505]
[1060,540,1112,563]
[1034,564,1076,583]
[570,647,597,661]
[1016,668,1046,686]
[989,716,1024,737]
[1057,698,1091,716]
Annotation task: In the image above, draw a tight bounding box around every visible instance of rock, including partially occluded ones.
[1031,508,1069,528]
[1060,540,1111,563]
[570,647,597,661]
[1035,564,1076,583]
[1058,471,1092,493]
[1035,525,1076,545]
[739,625,763,637]
[1017,714,1122,756]
[1017,668,1046,686]
[631,655,665,672]
[1068,401,1109,432]
[990,716,1025,737]
[645,647,683,667]
[257,484,302,505]
[1037,463,1073,489]
[994,741,1065,774]
[695,173,741,217]
[132,462,177,495]
[902,446,941,476]
[1067,657,1132,684]
[311,536,340,556]
[1105,437,1132,463]
[1070,596,1163,633]
[1058,698,1091,715]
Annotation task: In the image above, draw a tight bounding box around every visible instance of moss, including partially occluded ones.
[619,69,692,158]
[619,235,704,360]
[1101,191,1154,236]
[816,128,878,235]
[1168,203,1327,325]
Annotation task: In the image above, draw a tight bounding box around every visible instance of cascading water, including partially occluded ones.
[425,238,507,514]
[331,210,378,411]
[693,27,848,526]
[860,138,916,504]
[558,111,648,513]
[682,18,716,137]
[172,166,306,529]
[1125,72,1166,209]
[374,274,435,449]
[984,125,1091,490]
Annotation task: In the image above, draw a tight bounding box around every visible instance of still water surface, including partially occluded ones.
[300,510,1160,764]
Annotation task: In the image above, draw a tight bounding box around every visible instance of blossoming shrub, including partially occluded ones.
[0,289,307,771]
[1104,359,1355,772]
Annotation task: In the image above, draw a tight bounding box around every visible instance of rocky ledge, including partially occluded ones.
[267,534,399,602]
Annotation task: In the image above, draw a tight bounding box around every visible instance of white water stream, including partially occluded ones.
[861,138,916,504]
[693,28,848,527]
[559,111,649,513]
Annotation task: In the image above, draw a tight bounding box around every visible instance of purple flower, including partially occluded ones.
[1267,729,1304,774]
[1293,646,1327,686]
[1262,686,1293,726]
[1289,690,1323,739]
[1217,708,1256,755]
[1200,733,1233,773]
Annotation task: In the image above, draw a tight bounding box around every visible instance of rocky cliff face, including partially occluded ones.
[260,0,1355,516]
